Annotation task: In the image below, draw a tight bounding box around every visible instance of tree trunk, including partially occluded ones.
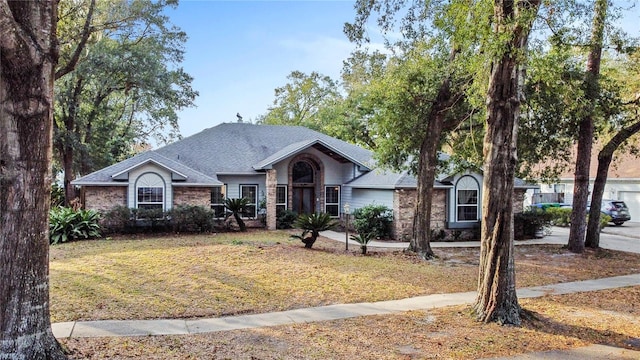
[0,1,67,359]
[585,120,640,248]
[568,0,607,253]
[410,47,462,260]
[474,0,539,326]
[410,117,443,260]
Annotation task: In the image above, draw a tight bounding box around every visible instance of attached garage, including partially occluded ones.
[618,191,640,222]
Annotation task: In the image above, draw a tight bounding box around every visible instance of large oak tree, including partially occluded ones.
[0,0,67,358]
[474,0,540,325]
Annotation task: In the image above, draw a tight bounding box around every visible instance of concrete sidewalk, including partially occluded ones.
[52,274,640,339]
[52,229,640,359]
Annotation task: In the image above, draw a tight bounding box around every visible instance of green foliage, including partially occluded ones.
[49,207,101,244]
[350,232,375,255]
[514,209,553,240]
[168,205,216,233]
[224,198,250,232]
[545,207,573,227]
[542,207,611,231]
[276,209,298,229]
[293,212,337,248]
[51,183,65,207]
[257,71,343,133]
[54,0,197,203]
[430,228,447,242]
[100,206,136,234]
[600,214,612,229]
[352,204,393,239]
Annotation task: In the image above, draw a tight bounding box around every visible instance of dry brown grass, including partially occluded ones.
[51,231,640,359]
[59,287,640,359]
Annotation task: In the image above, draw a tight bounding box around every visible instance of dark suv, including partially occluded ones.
[601,200,631,226]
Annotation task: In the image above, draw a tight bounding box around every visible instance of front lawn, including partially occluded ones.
[50,230,640,323]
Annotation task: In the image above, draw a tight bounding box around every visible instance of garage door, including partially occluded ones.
[618,191,640,222]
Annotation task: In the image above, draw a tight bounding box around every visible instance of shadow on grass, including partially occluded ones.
[521,308,640,351]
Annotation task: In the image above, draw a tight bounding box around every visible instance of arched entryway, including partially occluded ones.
[291,160,315,214]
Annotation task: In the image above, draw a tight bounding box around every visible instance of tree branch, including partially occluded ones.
[55,0,96,80]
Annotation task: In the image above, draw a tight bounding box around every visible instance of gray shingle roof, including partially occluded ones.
[73,123,374,185]
[345,169,453,189]
[155,123,374,174]
[72,151,221,186]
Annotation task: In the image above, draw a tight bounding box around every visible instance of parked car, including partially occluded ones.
[600,200,631,226]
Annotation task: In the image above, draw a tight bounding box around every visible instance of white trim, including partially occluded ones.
[111,159,187,180]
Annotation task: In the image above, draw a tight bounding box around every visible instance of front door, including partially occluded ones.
[291,160,316,215]
[292,187,315,215]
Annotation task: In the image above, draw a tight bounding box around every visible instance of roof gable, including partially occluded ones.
[72,151,222,186]
[155,123,374,175]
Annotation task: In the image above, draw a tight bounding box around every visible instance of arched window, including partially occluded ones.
[292,161,314,184]
[136,173,165,210]
[456,176,479,222]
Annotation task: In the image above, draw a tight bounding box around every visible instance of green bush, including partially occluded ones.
[545,207,572,226]
[49,207,101,244]
[350,232,375,254]
[100,206,135,234]
[50,183,65,208]
[276,209,298,229]
[352,204,393,239]
[168,205,216,233]
[514,208,553,240]
[292,212,337,248]
[133,207,170,232]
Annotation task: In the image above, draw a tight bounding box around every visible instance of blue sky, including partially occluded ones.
[166,0,640,140]
[166,0,361,138]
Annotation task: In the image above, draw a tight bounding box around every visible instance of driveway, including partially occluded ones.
[323,223,640,255]
[602,221,640,239]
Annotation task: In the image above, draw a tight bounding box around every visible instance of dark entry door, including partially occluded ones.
[292,187,315,215]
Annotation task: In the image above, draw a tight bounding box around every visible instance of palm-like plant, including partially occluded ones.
[350,232,375,255]
[291,212,337,248]
[224,197,250,232]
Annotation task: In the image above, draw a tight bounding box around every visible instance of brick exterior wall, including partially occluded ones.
[173,187,212,208]
[393,188,447,241]
[513,188,527,213]
[265,169,277,230]
[393,188,527,241]
[83,186,127,213]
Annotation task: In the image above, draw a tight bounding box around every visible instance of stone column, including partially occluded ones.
[266,169,277,230]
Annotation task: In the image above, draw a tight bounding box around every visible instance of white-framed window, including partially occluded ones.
[456,176,479,222]
[325,186,340,217]
[553,184,566,193]
[136,173,165,210]
[211,185,226,218]
[276,185,287,214]
[240,184,258,218]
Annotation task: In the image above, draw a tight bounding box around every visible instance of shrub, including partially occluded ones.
[600,214,612,230]
[430,228,447,242]
[276,209,298,229]
[49,207,101,244]
[352,204,393,239]
[292,212,337,248]
[224,198,250,231]
[514,208,553,240]
[50,183,65,208]
[168,205,216,233]
[134,207,170,232]
[350,232,375,254]
[100,206,135,234]
[546,207,572,226]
